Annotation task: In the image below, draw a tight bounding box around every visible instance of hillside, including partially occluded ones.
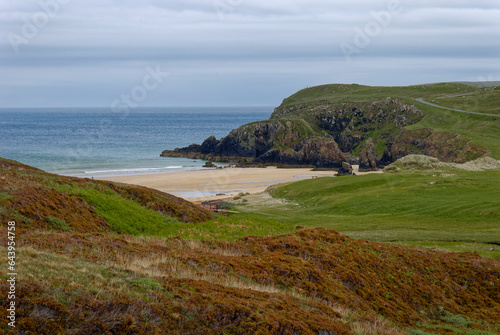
[0,158,212,235]
[162,82,499,168]
[0,158,499,334]
[276,83,499,112]
[1,228,499,334]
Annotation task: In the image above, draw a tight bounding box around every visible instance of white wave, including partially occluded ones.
[84,166,184,174]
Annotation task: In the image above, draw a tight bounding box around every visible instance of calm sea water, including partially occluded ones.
[0,107,272,177]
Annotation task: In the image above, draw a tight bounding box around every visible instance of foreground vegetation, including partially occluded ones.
[2,228,499,334]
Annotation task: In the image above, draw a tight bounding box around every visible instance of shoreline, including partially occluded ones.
[97,165,383,202]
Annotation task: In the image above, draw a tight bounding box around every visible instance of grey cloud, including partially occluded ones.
[0,0,498,107]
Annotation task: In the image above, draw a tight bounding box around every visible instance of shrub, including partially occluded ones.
[0,192,13,201]
[130,278,164,291]
[442,311,470,328]
[46,216,72,231]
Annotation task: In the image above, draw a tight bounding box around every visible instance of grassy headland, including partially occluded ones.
[279,83,499,115]
[274,82,500,158]
[163,83,499,169]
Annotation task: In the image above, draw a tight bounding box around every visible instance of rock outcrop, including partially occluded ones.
[336,162,354,176]
[359,138,378,171]
[202,161,216,168]
[255,137,346,168]
[379,128,489,165]
[162,119,346,168]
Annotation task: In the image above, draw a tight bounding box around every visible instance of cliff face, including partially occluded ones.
[255,137,345,168]
[161,97,489,168]
[359,138,377,170]
[269,98,426,163]
[380,128,489,165]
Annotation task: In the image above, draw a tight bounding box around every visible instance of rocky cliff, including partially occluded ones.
[161,96,489,168]
[162,119,346,168]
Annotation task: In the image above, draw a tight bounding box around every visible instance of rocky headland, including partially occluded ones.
[161,91,489,169]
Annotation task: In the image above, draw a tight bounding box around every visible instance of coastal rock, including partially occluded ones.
[380,128,489,165]
[272,98,427,161]
[256,137,346,168]
[202,161,216,168]
[214,121,281,158]
[176,144,201,154]
[336,162,354,176]
[359,138,377,170]
[201,136,220,154]
[162,119,346,168]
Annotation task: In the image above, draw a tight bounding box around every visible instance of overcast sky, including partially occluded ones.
[1,0,499,107]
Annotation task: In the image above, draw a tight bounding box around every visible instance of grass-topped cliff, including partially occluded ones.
[1,157,500,334]
[162,82,499,168]
[276,83,499,113]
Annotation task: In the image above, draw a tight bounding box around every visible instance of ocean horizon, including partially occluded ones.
[0,106,272,178]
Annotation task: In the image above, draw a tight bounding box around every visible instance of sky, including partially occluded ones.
[0,0,499,107]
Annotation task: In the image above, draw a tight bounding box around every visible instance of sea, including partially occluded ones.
[0,107,272,178]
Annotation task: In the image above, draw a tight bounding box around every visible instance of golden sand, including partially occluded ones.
[98,165,381,201]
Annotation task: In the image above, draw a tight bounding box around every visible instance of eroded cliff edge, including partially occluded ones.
[161,97,488,169]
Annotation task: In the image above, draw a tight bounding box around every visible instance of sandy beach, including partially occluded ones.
[98,165,381,202]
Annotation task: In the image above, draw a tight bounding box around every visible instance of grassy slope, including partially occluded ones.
[0,158,294,241]
[0,157,214,236]
[2,228,499,334]
[279,83,499,111]
[276,83,500,158]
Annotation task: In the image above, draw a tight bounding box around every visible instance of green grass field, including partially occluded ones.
[232,169,500,258]
[280,83,500,114]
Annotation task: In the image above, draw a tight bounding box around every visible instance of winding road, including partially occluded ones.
[415,98,498,118]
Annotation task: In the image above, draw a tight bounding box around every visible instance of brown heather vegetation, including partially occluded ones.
[0,228,499,334]
[1,158,499,334]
